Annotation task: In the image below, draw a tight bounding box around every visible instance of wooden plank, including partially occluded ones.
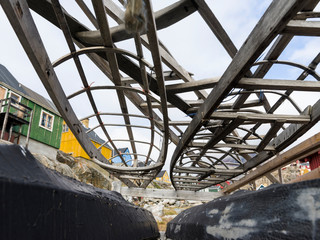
[167,77,320,93]
[195,117,246,161]
[255,120,285,152]
[265,172,279,184]
[210,112,310,123]
[195,0,237,58]
[284,20,320,36]
[172,175,225,181]
[175,166,243,174]
[294,11,320,20]
[223,132,320,193]
[119,187,223,201]
[189,142,275,151]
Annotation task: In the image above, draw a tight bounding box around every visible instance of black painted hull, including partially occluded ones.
[166,178,320,240]
[0,144,159,240]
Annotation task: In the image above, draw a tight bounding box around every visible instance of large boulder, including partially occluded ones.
[72,158,113,190]
[56,150,76,167]
[33,153,79,181]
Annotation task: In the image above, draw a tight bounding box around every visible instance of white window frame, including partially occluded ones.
[0,86,8,99]
[39,109,55,131]
[0,86,8,112]
[9,91,21,105]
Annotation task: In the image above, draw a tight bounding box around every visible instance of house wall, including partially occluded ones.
[60,129,112,161]
[19,98,63,149]
[156,171,170,183]
[19,136,58,160]
[112,148,133,166]
[0,87,63,149]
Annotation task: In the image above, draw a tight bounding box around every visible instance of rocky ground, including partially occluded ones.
[31,150,204,232]
[34,150,113,190]
[124,194,205,232]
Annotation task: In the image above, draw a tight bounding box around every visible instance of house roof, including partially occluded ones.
[0,64,60,116]
[84,126,112,150]
[156,170,166,178]
[112,147,130,157]
[118,147,128,153]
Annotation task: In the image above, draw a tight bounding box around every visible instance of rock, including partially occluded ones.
[55,163,79,180]
[154,216,162,222]
[34,153,56,170]
[56,150,76,167]
[147,204,164,218]
[187,200,202,206]
[168,200,176,205]
[33,153,79,181]
[163,199,170,205]
[72,158,112,190]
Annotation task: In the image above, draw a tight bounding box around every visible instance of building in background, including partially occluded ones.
[60,119,112,162]
[156,170,170,183]
[0,64,63,159]
[111,147,133,166]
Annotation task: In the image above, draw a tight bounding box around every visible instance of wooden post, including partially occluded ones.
[8,124,13,142]
[1,98,11,140]
[25,110,33,149]
[278,168,283,183]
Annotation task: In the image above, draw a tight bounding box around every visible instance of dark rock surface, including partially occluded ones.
[0,144,159,240]
[166,179,320,240]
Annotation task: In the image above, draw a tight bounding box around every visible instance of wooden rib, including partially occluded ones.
[283,20,320,36]
[167,77,320,93]
[210,112,309,123]
[255,120,285,152]
[195,0,237,58]
[92,0,140,166]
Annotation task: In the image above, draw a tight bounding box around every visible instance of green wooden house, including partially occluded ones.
[0,64,63,159]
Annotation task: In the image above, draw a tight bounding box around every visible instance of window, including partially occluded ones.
[39,110,54,131]
[62,123,69,133]
[9,92,21,104]
[0,86,7,100]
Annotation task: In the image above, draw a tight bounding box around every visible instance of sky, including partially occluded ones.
[0,0,320,172]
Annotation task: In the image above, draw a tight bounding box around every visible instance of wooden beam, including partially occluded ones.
[223,132,320,193]
[174,166,243,174]
[195,0,237,58]
[265,172,280,184]
[255,120,285,152]
[189,142,275,151]
[167,77,320,93]
[210,112,310,123]
[284,20,320,36]
[118,187,223,201]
